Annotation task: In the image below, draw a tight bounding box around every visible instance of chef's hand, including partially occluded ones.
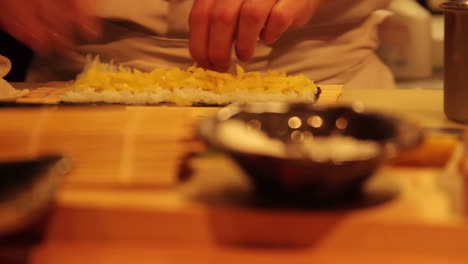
[0,0,99,55]
[189,0,323,71]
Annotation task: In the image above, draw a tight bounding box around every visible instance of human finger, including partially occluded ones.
[235,0,276,61]
[189,0,216,68]
[71,0,101,39]
[208,0,245,71]
[1,2,52,54]
[36,0,74,53]
[260,0,322,44]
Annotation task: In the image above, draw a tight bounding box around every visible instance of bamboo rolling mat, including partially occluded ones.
[0,107,216,187]
[15,81,71,104]
[3,85,468,251]
[2,84,342,188]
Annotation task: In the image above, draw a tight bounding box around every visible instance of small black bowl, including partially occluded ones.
[0,155,71,239]
[198,103,424,205]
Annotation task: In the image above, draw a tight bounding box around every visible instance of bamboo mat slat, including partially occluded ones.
[0,107,218,187]
[16,86,65,104]
[2,85,342,187]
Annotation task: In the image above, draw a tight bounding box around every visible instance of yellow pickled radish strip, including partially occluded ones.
[72,61,317,95]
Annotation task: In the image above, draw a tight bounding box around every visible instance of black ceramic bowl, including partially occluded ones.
[0,155,71,239]
[198,103,424,204]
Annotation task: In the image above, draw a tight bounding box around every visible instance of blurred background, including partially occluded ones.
[0,31,33,82]
[379,0,445,89]
[0,0,446,86]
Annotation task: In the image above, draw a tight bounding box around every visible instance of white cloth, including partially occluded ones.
[27,0,394,89]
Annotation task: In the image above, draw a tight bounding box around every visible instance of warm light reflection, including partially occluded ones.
[352,101,365,113]
[303,130,314,140]
[247,119,262,130]
[288,116,302,129]
[291,130,304,142]
[307,116,323,128]
[335,117,348,130]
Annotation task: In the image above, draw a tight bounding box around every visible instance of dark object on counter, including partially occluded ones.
[442,1,468,123]
[418,0,444,13]
[0,155,70,239]
[0,31,34,82]
[198,103,424,205]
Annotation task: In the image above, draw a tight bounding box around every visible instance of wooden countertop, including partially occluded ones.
[1,86,468,263]
[339,89,462,129]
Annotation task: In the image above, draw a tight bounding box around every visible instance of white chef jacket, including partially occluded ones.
[27,0,395,89]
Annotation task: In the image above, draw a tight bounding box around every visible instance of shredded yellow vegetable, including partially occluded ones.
[72,61,317,95]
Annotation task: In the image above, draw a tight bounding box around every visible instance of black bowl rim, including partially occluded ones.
[197,102,425,164]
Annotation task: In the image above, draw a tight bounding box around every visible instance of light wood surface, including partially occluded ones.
[338,89,462,128]
[44,157,465,247]
[31,240,468,264]
[2,85,468,263]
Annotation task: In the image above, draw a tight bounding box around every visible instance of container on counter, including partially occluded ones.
[441,0,468,123]
[378,0,433,79]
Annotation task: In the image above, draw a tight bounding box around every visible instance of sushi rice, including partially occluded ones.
[60,57,319,106]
